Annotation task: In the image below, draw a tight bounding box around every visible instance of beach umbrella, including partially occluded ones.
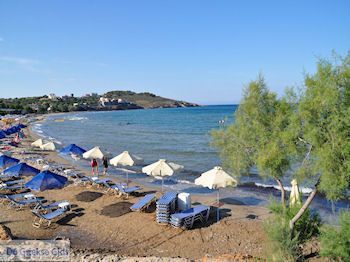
[110,151,144,185]
[83,146,104,160]
[0,155,20,169]
[40,142,56,151]
[290,179,301,206]
[60,144,86,156]
[142,159,184,191]
[3,163,40,177]
[0,131,6,139]
[195,166,237,221]
[110,151,144,166]
[17,124,27,129]
[25,170,68,191]
[31,139,44,148]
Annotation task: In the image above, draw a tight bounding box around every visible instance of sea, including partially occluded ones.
[32,105,349,224]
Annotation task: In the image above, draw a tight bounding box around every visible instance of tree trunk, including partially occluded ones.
[289,178,320,232]
[275,178,285,207]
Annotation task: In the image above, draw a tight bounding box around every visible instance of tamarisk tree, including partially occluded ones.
[212,75,296,206]
[289,53,350,231]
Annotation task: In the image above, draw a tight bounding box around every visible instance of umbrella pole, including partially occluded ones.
[126,171,129,187]
[217,189,220,222]
[162,177,164,192]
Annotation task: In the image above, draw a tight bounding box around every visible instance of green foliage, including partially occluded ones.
[265,198,321,261]
[212,75,296,184]
[320,211,350,261]
[297,52,350,201]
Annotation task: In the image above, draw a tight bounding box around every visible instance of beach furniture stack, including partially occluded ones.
[170,205,211,229]
[156,191,178,224]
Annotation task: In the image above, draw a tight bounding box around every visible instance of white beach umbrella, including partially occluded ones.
[195,166,237,221]
[83,146,104,160]
[31,139,44,148]
[110,151,144,166]
[290,179,301,206]
[110,151,144,186]
[142,159,184,191]
[40,142,56,151]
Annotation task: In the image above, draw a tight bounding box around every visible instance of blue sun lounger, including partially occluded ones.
[32,208,69,228]
[9,197,45,210]
[33,200,70,212]
[170,205,210,229]
[130,193,157,212]
[114,184,141,198]
[156,191,178,224]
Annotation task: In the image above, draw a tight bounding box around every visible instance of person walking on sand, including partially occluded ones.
[102,156,109,175]
[91,158,98,176]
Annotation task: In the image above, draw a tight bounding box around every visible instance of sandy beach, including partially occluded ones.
[0,119,271,261]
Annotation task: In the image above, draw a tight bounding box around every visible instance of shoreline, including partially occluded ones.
[0,119,271,260]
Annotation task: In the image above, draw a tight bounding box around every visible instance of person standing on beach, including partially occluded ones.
[102,156,108,175]
[91,158,98,176]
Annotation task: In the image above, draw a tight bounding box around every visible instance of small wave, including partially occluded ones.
[176,179,195,185]
[68,116,88,121]
[254,182,313,194]
[35,123,42,127]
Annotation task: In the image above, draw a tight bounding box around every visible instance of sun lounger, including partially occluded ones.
[0,183,24,191]
[113,184,141,198]
[32,208,69,228]
[156,191,178,224]
[170,205,210,229]
[100,180,127,193]
[33,200,70,212]
[130,193,157,212]
[9,197,45,210]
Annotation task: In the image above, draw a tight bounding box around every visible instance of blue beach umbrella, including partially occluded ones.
[60,144,86,156]
[0,131,6,139]
[0,155,20,169]
[17,124,27,129]
[3,129,12,135]
[25,170,68,191]
[3,163,40,177]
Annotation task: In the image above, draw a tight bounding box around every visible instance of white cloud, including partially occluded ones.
[0,56,50,74]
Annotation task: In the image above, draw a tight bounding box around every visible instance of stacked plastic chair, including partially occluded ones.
[170,205,210,229]
[156,191,178,224]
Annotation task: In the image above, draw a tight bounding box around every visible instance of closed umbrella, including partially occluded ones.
[25,170,68,191]
[290,179,301,206]
[83,146,105,160]
[31,139,44,148]
[0,155,20,169]
[142,159,184,191]
[40,142,56,151]
[195,166,237,221]
[110,151,144,185]
[3,163,40,177]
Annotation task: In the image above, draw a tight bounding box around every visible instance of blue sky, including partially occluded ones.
[0,1,349,104]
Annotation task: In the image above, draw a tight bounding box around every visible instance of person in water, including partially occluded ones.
[102,156,108,175]
[91,158,98,176]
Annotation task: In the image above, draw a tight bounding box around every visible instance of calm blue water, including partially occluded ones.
[36,105,236,174]
[32,105,349,223]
